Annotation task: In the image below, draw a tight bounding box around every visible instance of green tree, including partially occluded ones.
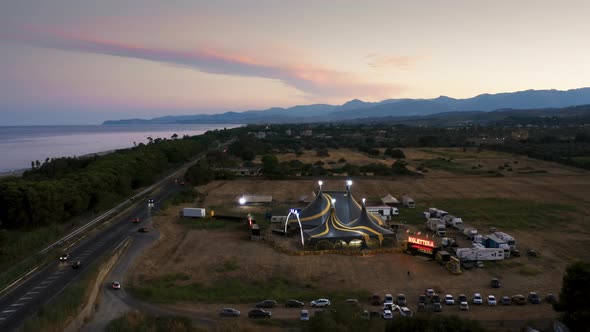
[391,159,411,174]
[261,154,279,175]
[555,261,590,331]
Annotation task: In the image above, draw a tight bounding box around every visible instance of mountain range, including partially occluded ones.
[103,87,590,125]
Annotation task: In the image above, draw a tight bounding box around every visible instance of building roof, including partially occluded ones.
[304,207,366,244]
[347,203,395,244]
[380,194,399,205]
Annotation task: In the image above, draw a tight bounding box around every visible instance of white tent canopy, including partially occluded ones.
[380,194,399,205]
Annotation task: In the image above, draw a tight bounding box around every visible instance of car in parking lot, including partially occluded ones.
[396,294,406,306]
[528,292,541,304]
[473,293,483,304]
[310,298,331,307]
[458,294,467,303]
[112,281,121,289]
[491,278,501,288]
[132,217,140,223]
[501,296,511,305]
[382,309,394,320]
[359,310,370,320]
[248,309,271,318]
[425,289,435,298]
[460,302,469,311]
[384,294,394,305]
[432,294,441,304]
[512,294,527,305]
[418,295,427,304]
[138,227,149,233]
[346,298,359,305]
[417,303,426,312]
[399,307,413,317]
[433,303,442,312]
[444,294,455,305]
[219,308,240,317]
[300,309,309,321]
[370,293,382,305]
[285,299,304,308]
[487,295,497,305]
[59,253,70,261]
[546,294,558,305]
[256,300,278,308]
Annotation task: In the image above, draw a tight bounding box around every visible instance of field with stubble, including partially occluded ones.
[128,148,590,331]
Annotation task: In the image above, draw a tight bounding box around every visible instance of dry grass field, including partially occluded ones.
[128,148,590,330]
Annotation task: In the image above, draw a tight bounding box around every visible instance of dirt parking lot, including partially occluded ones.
[129,150,590,330]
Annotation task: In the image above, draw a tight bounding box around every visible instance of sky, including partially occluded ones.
[1,0,589,125]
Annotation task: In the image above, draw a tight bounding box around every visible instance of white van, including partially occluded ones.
[300,309,309,321]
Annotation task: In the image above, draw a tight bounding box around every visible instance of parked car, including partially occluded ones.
[432,294,441,304]
[370,293,382,305]
[417,303,426,312]
[370,311,382,318]
[396,294,407,306]
[384,294,394,305]
[248,309,271,318]
[399,307,413,317]
[546,294,558,305]
[460,302,469,311]
[132,217,140,223]
[382,309,394,320]
[383,303,394,311]
[491,278,501,288]
[112,281,121,289]
[285,299,304,308]
[473,293,483,305]
[346,298,359,305]
[528,292,541,304]
[219,308,240,317]
[59,253,70,261]
[71,261,81,269]
[512,249,521,257]
[138,227,149,233]
[310,299,331,307]
[458,294,467,303]
[359,310,370,320]
[476,261,484,268]
[501,296,511,306]
[425,289,435,298]
[512,294,526,305]
[418,295,427,304]
[433,303,442,312]
[487,295,497,306]
[256,300,278,308]
[444,294,455,305]
[300,309,309,321]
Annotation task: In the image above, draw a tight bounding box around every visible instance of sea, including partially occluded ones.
[0,124,242,174]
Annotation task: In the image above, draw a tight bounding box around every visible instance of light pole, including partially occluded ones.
[318,180,323,191]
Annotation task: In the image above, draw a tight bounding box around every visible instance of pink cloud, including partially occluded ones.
[0,25,404,99]
[367,54,427,70]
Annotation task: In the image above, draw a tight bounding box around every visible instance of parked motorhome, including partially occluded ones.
[401,195,415,208]
[367,206,399,221]
[456,247,505,261]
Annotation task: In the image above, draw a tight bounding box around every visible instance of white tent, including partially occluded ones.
[380,194,399,205]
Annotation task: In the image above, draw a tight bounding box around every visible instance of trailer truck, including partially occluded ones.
[427,218,447,236]
[182,208,206,218]
[493,232,517,250]
[456,247,505,261]
[401,195,415,208]
[483,234,511,257]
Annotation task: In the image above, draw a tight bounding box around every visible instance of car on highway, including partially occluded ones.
[473,293,483,305]
[444,294,455,305]
[512,294,527,305]
[147,198,155,204]
[285,299,304,308]
[59,253,70,261]
[138,227,149,233]
[112,281,121,290]
[256,300,278,308]
[382,309,393,320]
[460,301,469,311]
[132,217,140,223]
[300,309,310,321]
[71,261,81,269]
[528,292,541,304]
[396,293,406,306]
[248,309,271,319]
[487,295,497,306]
[501,296,511,305]
[310,298,331,307]
[219,308,240,317]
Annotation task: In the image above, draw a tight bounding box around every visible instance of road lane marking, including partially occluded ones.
[33,286,45,290]
[2,310,16,313]
[9,303,24,307]
[19,297,33,300]
[26,291,39,295]
[40,281,51,285]
[47,276,59,279]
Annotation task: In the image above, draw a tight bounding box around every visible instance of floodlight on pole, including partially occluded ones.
[331,198,336,205]
[239,197,246,205]
[318,180,323,190]
[362,198,366,204]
